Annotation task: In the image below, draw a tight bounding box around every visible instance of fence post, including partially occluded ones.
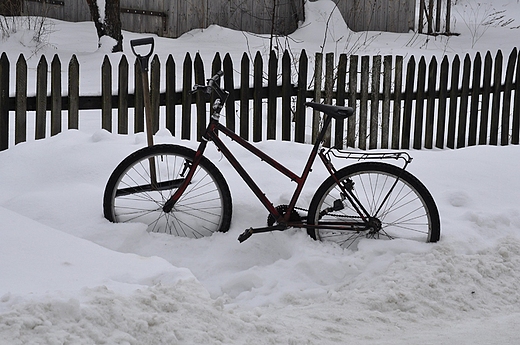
[69,55,80,130]
[166,55,176,136]
[36,56,48,140]
[0,53,8,151]
[15,54,27,145]
[101,56,112,132]
[51,55,62,136]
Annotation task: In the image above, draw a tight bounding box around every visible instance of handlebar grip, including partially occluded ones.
[210,71,224,82]
[130,37,154,58]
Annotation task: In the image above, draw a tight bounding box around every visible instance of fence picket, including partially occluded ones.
[490,50,503,145]
[392,56,403,149]
[447,55,460,149]
[436,56,449,149]
[347,55,358,148]
[134,59,144,133]
[468,52,481,146]
[51,55,62,136]
[68,55,80,131]
[295,50,307,144]
[194,53,206,141]
[381,55,391,149]
[312,53,323,144]
[118,55,129,134]
[414,56,426,149]
[166,55,176,136]
[15,54,27,145]
[1,53,9,150]
[281,51,292,142]
[359,56,369,150]
[240,53,250,140]
[35,56,47,141]
[151,55,161,134]
[335,54,347,148]
[181,53,192,140]
[370,55,381,150]
[425,56,437,149]
[101,56,112,132]
[514,52,520,145]
[223,53,235,132]
[457,54,471,149]
[253,52,263,142]
[324,52,334,147]
[501,48,516,146]
[479,52,493,145]
[402,56,415,149]
[267,51,277,140]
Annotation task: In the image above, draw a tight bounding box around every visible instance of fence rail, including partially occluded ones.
[1,49,520,152]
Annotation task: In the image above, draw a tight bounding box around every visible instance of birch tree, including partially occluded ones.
[85,0,123,52]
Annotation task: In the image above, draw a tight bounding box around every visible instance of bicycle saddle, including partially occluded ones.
[305,102,354,120]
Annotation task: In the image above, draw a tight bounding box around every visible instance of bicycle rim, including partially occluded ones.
[308,162,440,249]
[104,145,232,237]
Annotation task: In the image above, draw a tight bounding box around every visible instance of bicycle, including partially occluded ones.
[103,71,441,249]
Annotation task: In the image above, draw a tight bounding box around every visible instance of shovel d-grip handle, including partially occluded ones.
[130,37,154,72]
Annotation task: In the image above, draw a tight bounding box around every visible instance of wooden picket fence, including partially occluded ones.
[1,48,520,152]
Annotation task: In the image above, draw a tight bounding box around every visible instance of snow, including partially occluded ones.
[1,0,520,343]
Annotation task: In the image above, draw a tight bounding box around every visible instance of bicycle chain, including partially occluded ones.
[293,205,363,220]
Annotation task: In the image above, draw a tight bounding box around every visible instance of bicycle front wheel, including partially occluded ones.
[103,144,232,237]
[307,162,440,249]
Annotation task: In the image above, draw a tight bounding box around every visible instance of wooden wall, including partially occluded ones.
[21,0,415,38]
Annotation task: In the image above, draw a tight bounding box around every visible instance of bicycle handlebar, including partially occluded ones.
[191,71,228,101]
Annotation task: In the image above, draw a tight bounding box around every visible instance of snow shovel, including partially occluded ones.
[130,37,157,185]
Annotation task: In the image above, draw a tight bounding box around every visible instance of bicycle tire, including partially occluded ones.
[103,144,232,237]
[307,162,440,248]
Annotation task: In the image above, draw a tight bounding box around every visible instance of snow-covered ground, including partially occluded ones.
[1,0,520,344]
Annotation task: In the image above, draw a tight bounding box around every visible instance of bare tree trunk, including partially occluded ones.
[85,0,123,52]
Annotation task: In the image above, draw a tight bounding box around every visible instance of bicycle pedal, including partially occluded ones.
[237,228,254,243]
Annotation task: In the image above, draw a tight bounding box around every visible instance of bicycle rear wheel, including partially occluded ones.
[103,144,232,237]
[307,162,440,249]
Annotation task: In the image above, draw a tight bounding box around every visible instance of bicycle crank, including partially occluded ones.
[237,224,287,243]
